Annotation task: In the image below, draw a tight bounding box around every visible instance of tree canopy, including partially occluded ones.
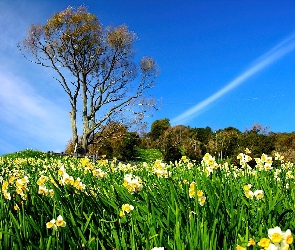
[19,6,159,154]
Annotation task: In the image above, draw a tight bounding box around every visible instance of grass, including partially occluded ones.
[134,147,163,162]
[0,149,294,249]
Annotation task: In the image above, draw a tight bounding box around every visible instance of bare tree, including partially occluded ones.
[19,6,159,154]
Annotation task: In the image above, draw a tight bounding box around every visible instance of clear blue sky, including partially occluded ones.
[1,0,295,155]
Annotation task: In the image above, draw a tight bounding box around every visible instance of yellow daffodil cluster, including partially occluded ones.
[119,204,134,217]
[237,227,293,250]
[255,154,273,171]
[117,162,134,172]
[46,215,66,230]
[152,160,169,178]
[201,153,220,176]
[92,168,107,179]
[243,184,264,199]
[2,175,29,201]
[173,156,194,169]
[189,182,206,206]
[274,152,285,162]
[237,153,252,169]
[123,174,143,193]
[257,226,293,250]
[36,175,54,196]
[58,166,85,191]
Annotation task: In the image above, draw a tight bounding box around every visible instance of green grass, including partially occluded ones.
[0,149,294,249]
[134,147,162,162]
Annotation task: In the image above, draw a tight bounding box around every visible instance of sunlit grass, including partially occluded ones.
[0,149,294,249]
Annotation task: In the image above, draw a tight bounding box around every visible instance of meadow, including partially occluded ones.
[0,148,294,249]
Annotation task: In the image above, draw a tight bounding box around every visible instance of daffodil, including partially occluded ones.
[268,226,283,244]
[46,219,57,230]
[245,190,254,199]
[282,229,293,245]
[189,182,195,198]
[236,245,246,250]
[197,190,204,197]
[247,238,255,246]
[258,238,270,248]
[121,204,134,213]
[245,148,251,154]
[198,196,206,206]
[243,184,252,191]
[254,190,264,199]
[56,215,66,227]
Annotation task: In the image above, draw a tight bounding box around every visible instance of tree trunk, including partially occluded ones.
[81,133,89,156]
[69,106,78,152]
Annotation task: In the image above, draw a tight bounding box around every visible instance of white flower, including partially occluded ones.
[282,229,293,245]
[254,190,264,199]
[268,226,283,244]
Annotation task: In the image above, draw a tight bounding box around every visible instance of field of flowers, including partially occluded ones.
[0,148,294,249]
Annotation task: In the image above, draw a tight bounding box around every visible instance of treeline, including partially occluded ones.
[65,119,295,163]
[144,119,295,164]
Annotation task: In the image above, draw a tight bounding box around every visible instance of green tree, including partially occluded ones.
[149,118,170,142]
[19,6,158,154]
[240,124,275,160]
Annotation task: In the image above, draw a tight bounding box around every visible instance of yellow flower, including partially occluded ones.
[254,190,264,199]
[245,148,251,154]
[243,184,252,191]
[189,182,195,198]
[81,158,89,167]
[119,210,125,217]
[247,238,255,246]
[245,190,254,199]
[3,192,11,200]
[121,204,134,213]
[198,196,206,206]
[268,226,283,244]
[258,238,270,248]
[236,245,246,250]
[197,190,204,197]
[283,229,293,245]
[46,219,57,230]
[56,215,66,227]
[2,180,9,192]
[37,175,47,185]
[14,204,20,211]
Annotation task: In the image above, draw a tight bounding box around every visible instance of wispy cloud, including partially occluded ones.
[0,71,71,154]
[171,31,295,126]
[0,1,72,155]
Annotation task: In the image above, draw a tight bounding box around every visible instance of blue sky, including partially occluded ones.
[1,0,295,155]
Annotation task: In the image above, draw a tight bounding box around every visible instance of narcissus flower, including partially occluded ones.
[121,204,134,213]
[56,215,66,227]
[243,184,252,191]
[245,190,254,199]
[258,238,270,248]
[197,190,204,197]
[46,219,57,230]
[268,226,283,244]
[120,204,134,217]
[283,229,293,244]
[189,182,195,198]
[236,245,246,250]
[247,238,255,246]
[245,148,251,154]
[198,196,206,206]
[254,190,264,199]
